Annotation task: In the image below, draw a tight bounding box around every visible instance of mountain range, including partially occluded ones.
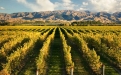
[0,10,121,23]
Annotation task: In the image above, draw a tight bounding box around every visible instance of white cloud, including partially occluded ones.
[17,0,76,11]
[82,2,88,6]
[17,0,55,11]
[77,2,88,11]
[0,7,5,10]
[119,2,121,6]
[89,0,121,12]
[55,0,75,10]
[62,0,75,9]
[62,0,72,3]
[77,7,87,11]
[80,7,87,10]
[36,0,55,11]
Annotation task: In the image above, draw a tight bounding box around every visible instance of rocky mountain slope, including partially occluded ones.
[0,10,121,23]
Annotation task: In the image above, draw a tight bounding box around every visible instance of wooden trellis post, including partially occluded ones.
[102,64,105,75]
[70,67,74,75]
[36,69,39,75]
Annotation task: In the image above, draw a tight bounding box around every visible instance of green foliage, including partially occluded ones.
[0,32,40,74]
[36,28,56,74]
[0,26,121,75]
[71,21,102,26]
[59,28,74,74]
[63,29,102,74]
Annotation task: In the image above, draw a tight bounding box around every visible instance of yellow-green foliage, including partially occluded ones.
[36,28,56,74]
[0,26,121,75]
[59,28,74,74]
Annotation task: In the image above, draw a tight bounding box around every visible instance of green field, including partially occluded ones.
[0,26,121,75]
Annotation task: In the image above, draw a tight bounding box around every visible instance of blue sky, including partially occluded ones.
[0,0,121,13]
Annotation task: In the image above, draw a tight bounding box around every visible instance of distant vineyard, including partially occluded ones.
[0,26,121,75]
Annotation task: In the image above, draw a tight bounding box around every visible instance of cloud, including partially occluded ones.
[79,7,87,10]
[77,7,88,11]
[36,0,55,11]
[88,0,121,12]
[82,2,88,6]
[77,2,88,11]
[0,7,5,10]
[17,0,55,11]
[55,0,75,10]
[17,0,75,11]
[62,0,72,3]
[61,0,75,9]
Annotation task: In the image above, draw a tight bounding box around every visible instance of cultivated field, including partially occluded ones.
[0,26,121,75]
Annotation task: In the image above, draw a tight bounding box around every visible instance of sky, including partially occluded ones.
[0,0,121,13]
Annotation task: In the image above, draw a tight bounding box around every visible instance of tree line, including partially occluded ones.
[71,21,120,26]
[0,20,121,26]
